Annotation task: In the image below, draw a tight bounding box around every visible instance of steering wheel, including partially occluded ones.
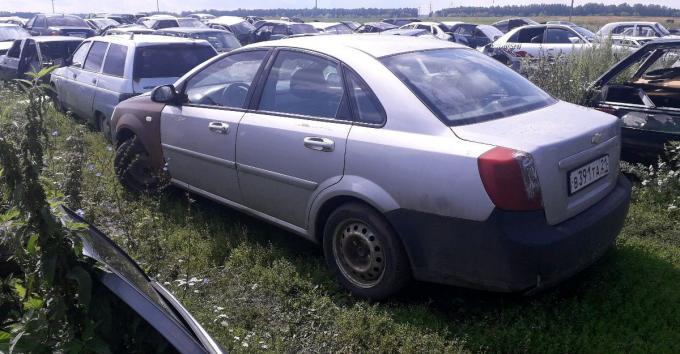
[218,82,250,108]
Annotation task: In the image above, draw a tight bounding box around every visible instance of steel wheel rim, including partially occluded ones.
[332,220,385,288]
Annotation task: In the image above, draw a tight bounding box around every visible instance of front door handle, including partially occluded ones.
[303,137,334,152]
[208,121,229,134]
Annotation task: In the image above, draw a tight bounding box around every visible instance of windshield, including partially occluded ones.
[92,19,118,28]
[47,15,87,27]
[479,25,503,38]
[177,18,206,28]
[134,44,216,79]
[655,23,671,36]
[0,26,30,41]
[290,24,317,34]
[381,48,555,126]
[573,26,596,41]
[191,32,241,51]
[229,20,255,35]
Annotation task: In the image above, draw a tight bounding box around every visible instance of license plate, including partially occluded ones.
[568,155,610,195]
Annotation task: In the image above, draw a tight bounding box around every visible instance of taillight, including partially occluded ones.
[478,147,542,211]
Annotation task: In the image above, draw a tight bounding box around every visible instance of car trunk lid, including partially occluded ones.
[451,100,621,225]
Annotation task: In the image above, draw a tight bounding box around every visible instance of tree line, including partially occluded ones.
[436,3,680,17]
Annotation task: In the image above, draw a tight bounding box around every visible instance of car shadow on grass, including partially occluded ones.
[156,188,680,352]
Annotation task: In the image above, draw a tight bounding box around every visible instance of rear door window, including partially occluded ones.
[258,50,345,119]
[83,41,108,72]
[133,45,216,78]
[102,43,128,77]
[6,41,21,58]
[545,28,576,44]
[515,27,545,43]
[345,69,385,125]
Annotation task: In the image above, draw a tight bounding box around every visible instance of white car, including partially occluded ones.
[597,21,675,39]
[399,21,452,40]
[484,24,592,68]
[50,35,216,139]
[111,35,631,298]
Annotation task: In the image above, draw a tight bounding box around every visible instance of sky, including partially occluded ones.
[1,0,678,14]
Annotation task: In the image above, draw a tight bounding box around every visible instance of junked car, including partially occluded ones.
[206,16,256,45]
[597,21,675,39]
[0,16,28,26]
[85,18,121,35]
[309,22,354,35]
[382,18,420,27]
[139,15,206,30]
[589,38,680,161]
[250,21,318,43]
[111,35,631,299]
[492,17,539,33]
[187,13,216,23]
[0,36,82,81]
[449,24,503,48]
[55,206,223,353]
[483,24,593,69]
[399,21,453,41]
[25,14,95,38]
[0,24,31,55]
[354,22,397,33]
[154,28,242,52]
[51,35,216,139]
[378,28,436,39]
[104,25,155,36]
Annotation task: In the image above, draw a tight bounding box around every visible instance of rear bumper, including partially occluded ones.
[385,174,632,292]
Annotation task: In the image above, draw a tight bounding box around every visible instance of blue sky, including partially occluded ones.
[3,0,677,14]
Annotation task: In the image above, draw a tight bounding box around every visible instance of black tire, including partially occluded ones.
[114,136,163,192]
[323,202,411,300]
[98,113,112,143]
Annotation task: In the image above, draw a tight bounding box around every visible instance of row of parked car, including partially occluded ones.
[1,13,679,299]
[1,13,675,352]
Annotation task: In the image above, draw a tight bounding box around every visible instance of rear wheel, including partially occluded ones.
[115,136,163,192]
[323,202,411,300]
[98,113,112,142]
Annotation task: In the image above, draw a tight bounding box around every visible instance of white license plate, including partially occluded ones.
[568,155,610,195]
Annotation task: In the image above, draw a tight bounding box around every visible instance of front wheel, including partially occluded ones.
[114,136,164,192]
[323,202,411,300]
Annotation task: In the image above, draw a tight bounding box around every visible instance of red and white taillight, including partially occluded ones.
[477,147,543,211]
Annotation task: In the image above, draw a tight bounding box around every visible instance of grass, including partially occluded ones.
[4,44,680,352]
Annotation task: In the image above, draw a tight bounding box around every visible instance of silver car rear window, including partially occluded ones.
[381,48,556,126]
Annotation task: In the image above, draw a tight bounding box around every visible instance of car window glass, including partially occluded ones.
[185,50,267,108]
[515,27,545,43]
[259,50,344,119]
[36,16,46,28]
[7,41,21,58]
[273,24,288,35]
[102,43,127,76]
[345,69,385,124]
[133,45,216,79]
[83,41,107,72]
[26,17,35,28]
[637,25,658,37]
[545,28,577,44]
[71,41,92,67]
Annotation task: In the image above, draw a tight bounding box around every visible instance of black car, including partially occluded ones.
[250,20,318,43]
[449,24,504,48]
[492,17,539,33]
[154,28,242,52]
[25,14,95,38]
[589,39,680,162]
[57,207,223,353]
[382,18,421,27]
[355,22,398,33]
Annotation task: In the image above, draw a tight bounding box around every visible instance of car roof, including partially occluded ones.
[29,36,84,42]
[42,13,81,18]
[156,27,227,33]
[209,16,247,25]
[91,34,212,46]
[245,34,463,58]
[309,22,341,28]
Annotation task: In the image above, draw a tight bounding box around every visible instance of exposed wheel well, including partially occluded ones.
[116,128,134,147]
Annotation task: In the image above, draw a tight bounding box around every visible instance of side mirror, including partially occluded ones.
[151,85,179,104]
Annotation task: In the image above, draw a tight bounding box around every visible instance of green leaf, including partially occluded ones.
[13,282,26,299]
[43,254,57,286]
[0,208,20,222]
[26,234,38,255]
[67,266,92,309]
[22,297,43,310]
[0,330,10,343]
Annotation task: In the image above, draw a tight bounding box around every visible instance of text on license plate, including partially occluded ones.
[569,155,609,195]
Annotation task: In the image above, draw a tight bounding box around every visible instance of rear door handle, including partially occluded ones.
[303,137,334,152]
[208,121,229,134]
